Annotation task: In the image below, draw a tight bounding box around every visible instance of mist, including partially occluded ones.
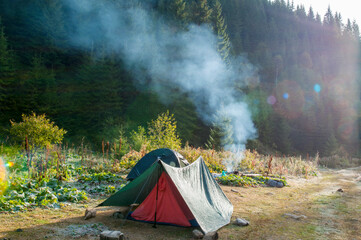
[61,0,257,151]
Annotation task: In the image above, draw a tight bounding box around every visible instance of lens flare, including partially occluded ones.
[0,158,6,195]
[273,80,305,119]
[314,84,321,93]
[267,95,277,105]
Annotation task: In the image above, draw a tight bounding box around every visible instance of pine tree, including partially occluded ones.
[273,115,291,154]
[21,55,56,114]
[210,0,231,62]
[190,0,212,25]
[307,7,315,21]
[323,133,338,156]
[205,113,233,150]
[0,20,17,124]
[168,0,189,26]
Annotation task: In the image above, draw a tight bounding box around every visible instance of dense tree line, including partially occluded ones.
[0,0,359,156]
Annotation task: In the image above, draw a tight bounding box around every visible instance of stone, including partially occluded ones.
[112,212,125,219]
[231,189,239,193]
[204,231,218,240]
[100,230,124,240]
[337,188,344,192]
[283,213,307,220]
[234,218,249,226]
[267,180,284,188]
[192,229,204,239]
[84,209,96,220]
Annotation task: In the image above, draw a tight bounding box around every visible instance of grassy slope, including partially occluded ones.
[0,167,360,240]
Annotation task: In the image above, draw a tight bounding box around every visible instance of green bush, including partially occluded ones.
[10,113,66,149]
[148,111,182,150]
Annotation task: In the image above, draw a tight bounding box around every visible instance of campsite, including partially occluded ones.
[1,0,361,239]
[1,146,360,239]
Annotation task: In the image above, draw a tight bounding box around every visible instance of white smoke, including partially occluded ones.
[62,0,257,163]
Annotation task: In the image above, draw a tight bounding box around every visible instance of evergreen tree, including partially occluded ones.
[210,0,231,62]
[190,0,212,25]
[323,133,338,156]
[0,20,17,125]
[273,115,291,154]
[17,55,56,115]
[205,112,233,150]
[168,0,188,26]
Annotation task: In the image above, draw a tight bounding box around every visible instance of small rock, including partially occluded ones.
[337,188,344,192]
[231,189,239,193]
[84,209,97,220]
[283,213,307,220]
[112,212,125,219]
[265,192,275,196]
[15,229,23,232]
[204,231,218,240]
[100,230,124,240]
[192,229,204,239]
[234,218,249,226]
[267,180,284,188]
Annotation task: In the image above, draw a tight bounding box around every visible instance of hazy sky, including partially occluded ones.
[291,0,360,24]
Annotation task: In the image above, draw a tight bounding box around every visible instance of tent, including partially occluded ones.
[98,157,233,234]
[126,148,189,181]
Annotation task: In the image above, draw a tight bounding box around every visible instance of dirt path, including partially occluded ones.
[1,167,360,240]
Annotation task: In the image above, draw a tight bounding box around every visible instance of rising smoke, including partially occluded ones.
[62,0,257,161]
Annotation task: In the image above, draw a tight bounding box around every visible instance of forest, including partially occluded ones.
[0,0,360,157]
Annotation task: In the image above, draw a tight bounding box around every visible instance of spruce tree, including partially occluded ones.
[210,0,231,62]
[0,20,17,124]
[191,0,212,25]
[205,113,233,151]
[168,0,189,26]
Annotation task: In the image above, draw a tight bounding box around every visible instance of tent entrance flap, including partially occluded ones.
[131,172,196,227]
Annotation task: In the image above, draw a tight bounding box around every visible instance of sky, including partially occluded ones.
[291,0,361,25]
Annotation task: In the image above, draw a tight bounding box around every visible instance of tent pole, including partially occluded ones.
[153,158,161,228]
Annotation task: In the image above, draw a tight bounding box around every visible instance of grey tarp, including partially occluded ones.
[162,157,233,234]
[98,156,233,234]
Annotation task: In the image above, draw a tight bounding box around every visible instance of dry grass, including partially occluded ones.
[179,146,318,177]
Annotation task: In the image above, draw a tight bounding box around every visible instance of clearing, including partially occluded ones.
[1,167,360,240]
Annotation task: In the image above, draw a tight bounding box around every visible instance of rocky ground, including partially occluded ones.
[0,167,360,240]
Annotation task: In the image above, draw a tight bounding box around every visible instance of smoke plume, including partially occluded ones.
[62,0,257,155]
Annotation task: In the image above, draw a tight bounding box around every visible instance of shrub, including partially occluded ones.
[10,113,66,149]
[130,126,151,151]
[148,111,182,150]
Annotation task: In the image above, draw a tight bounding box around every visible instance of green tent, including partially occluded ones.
[126,148,189,181]
[98,157,233,234]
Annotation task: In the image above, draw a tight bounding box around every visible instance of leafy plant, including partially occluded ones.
[130,126,151,151]
[217,174,287,187]
[0,176,87,212]
[10,113,66,149]
[148,111,182,150]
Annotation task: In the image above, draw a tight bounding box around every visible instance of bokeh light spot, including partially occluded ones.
[267,95,277,105]
[283,93,289,99]
[0,158,6,195]
[314,84,321,93]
